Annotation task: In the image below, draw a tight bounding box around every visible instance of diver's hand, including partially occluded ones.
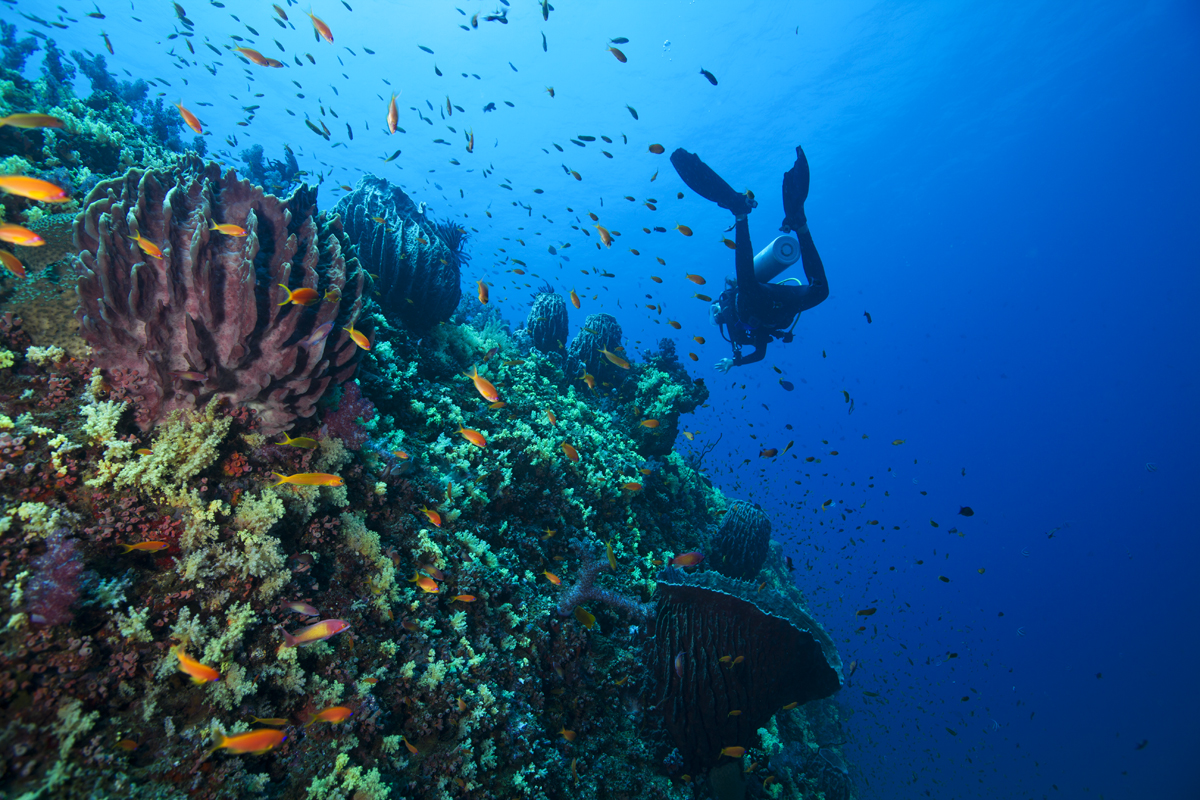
[715,358,734,373]
[781,145,810,233]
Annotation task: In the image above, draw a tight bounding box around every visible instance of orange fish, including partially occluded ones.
[393,449,410,460]
[175,102,203,134]
[0,175,70,203]
[205,729,286,757]
[648,144,665,154]
[856,608,877,617]
[278,618,350,647]
[115,739,139,751]
[476,279,489,304]
[580,372,596,391]
[344,324,370,350]
[0,250,26,278]
[719,746,746,758]
[639,419,659,428]
[620,482,642,492]
[693,336,706,344]
[543,570,562,585]
[307,9,334,43]
[408,571,439,593]
[488,401,506,410]
[304,706,353,728]
[667,320,681,330]
[599,347,630,369]
[249,716,290,727]
[594,225,612,247]
[464,366,499,402]
[722,237,736,249]
[457,425,487,449]
[387,93,400,134]
[650,275,662,283]
[451,594,476,602]
[607,45,627,62]
[235,47,273,66]
[560,442,580,461]
[0,113,65,129]
[119,541,169,553]
[209,222,247,236]
[560,725,577,741]
[172,645,220,684]
[545,410,557,425]
[129,232,163,260]
[278,284,319,306]
[419,505,442,527]
[685,273,706,285]
[675,224,693,237]
[760,448,778,458]
[402,735,418,754]
[656,257,666,265]
[670,551,704,567]
[570,288,581,308]
[270,472,344,487]
[324,287,342,303]
[0,224,45,246]
[277,432,319,449]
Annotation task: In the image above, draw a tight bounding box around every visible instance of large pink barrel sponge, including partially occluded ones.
[73,158,373,433]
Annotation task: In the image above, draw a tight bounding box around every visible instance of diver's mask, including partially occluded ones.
[709,301,721,326]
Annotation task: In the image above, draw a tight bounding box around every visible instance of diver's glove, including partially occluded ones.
[715,358,734,373]
[781,145,810,233]
[670,148,756,216]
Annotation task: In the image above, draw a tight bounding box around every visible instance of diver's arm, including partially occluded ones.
[792,223,829,312]
[733,333,769,366]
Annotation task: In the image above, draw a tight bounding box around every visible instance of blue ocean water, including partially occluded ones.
[5,0,1197,797]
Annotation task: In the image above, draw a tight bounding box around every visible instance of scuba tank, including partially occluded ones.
[753,235,801,283]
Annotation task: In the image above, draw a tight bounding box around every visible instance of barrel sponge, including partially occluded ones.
[333,175,465,333]
[74,157,372,434]
[567,312,623,382]
[644,567,842,773]
[526,290,568,354]
[710,500,772,581]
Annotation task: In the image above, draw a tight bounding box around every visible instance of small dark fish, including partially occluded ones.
[610,37,629,44]
[434,64,442,76]
[382,149,401,162]
[346,123,353,139]
[958,506,974,517]
[578,135,596,142]
[542,32,547,52]
[570,139,585,147]
[364,47,375,54]
[626,104,638,120]
[503,100,515,107]
[863,311,872,323]
[483,102,496,112]
[700,67,718,85]
[1135,739,1149,750]
[509,61,518,72]
[779,379,794,391]
[419,45,434,54]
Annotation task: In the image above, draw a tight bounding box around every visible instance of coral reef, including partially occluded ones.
[74,158,372,433]
[567,311,624,388]
[333,175,464,334]
[709,500,772,581]
[645,566,843,774]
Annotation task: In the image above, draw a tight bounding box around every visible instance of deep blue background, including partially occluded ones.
[11,0,1198,796]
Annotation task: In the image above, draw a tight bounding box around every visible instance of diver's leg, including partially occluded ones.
[781,145,810,233]
[733,216,767,321]
[670,149,755,215]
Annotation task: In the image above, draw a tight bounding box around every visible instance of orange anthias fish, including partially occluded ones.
[620,482,643,492]
[464,366,499,402]
[559,725,577,741]
[278,284,320,306]
[685,273,706,285]
[0,251,27,278]
[675,223,693,237]
[307,9,334,42]
[210,222,247,236]
[639,419,659,428]
[283,600,319,616]
[304,706,353,729]
[457,425,487,449]
[0,175,70,203]
[594,225,612,247]
[270,472,344,487]
[409,572,440,593]
[543,570,562,585]
[175,102,203,134]
[387,92,399,134]
[172,645,220,684]
[560,442,580,461]
[119,541,169,553]
[607,45,627,62]
[205,729,286,758]
[580,372,596,391]
[235,47,272,66]
[419,505,442,527]
[451,594,476,602]
[719,746,746,758]
[569,288,581,308]
[0,113,65,129]
[670,551,704,567]
[129,232,163,260]
[599,347,631,369]
[278,618,350,647]
[648,144,665,154]
[344,324,370,350]
[0,224,45,246]
[476,279,489,304]
[277,432,319,449]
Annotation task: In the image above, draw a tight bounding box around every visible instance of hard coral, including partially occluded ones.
[526,289,568,355]
[74,157,373,434]
[709,500,771,581]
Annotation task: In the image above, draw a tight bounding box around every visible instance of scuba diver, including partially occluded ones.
[669,146,829,372]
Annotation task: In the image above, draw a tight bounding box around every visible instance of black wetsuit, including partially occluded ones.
[722,218,828,365]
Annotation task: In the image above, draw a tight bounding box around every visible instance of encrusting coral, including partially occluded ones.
[74,158,373,434]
